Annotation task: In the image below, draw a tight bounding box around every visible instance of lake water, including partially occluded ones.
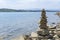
[0,12,59,40]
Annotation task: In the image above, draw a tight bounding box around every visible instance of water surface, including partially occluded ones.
[0,12,58,40]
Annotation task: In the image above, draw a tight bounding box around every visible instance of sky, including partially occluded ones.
[0,0,60,10]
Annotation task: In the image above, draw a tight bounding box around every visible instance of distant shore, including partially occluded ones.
[0,8,60,12]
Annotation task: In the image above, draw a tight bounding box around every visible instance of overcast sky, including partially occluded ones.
[0,0,60,10]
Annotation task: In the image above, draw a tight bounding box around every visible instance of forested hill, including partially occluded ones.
[0,8,60,12]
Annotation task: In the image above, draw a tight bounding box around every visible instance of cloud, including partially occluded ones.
[0,0,60,9]
[39,0,60,9]
[0,0,38,9]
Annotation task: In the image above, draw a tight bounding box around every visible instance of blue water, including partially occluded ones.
[0,12,59,40]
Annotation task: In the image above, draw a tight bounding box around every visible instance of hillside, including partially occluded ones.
[0,8,60,12]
